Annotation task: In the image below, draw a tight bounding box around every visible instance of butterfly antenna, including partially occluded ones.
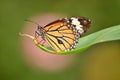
[24,19,40,26]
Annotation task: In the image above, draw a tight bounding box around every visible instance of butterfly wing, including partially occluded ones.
[44,20,77,52]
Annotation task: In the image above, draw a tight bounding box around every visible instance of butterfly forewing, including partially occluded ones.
[44,21,64,31]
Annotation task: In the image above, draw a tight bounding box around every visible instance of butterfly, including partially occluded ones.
[27,17,91,52]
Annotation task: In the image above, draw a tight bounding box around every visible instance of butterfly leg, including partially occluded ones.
[35,31,46,46]
[39,39,46,46]
[35,31,40,39]
[41,41,45,46]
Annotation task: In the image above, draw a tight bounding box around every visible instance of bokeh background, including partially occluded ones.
[0,0,120,80]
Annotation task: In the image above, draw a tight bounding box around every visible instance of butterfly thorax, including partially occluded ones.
[37,26,46,40]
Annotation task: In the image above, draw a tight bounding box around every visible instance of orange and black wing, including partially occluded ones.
[43,20,78,52]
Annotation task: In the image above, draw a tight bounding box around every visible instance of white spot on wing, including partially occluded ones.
[71,18,80,25]
[78,28,84,34]
[71,17,84,34]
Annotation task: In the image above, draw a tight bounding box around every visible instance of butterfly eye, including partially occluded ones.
[37,26,42,30]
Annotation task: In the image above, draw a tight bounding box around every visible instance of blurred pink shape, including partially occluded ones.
[21,13,77,72]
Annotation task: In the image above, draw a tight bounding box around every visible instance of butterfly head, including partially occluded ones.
[37,26,45,35]
[37,26,43,30]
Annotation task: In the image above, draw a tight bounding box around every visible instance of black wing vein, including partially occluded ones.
[46,35,62,51]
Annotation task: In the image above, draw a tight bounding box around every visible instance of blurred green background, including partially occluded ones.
[0,0,120,80]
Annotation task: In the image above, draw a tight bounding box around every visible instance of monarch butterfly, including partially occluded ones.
[27,17,91,52]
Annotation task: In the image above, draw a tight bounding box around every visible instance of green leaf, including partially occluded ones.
[20,25,120,55]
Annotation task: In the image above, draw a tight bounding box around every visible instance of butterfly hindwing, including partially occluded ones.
[44,20,77,52]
